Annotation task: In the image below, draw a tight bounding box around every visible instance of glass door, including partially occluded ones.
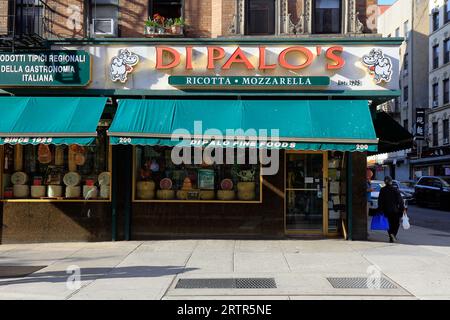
[285,152,327,234]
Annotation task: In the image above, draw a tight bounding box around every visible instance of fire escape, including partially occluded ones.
[0,0,54,51]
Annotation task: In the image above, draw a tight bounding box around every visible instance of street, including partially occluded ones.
[408,205,450,233]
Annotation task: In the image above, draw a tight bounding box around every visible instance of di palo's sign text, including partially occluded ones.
[52,43,401,91]
[0,51,91,87]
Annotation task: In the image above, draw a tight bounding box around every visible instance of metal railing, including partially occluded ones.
[0,0,54,50]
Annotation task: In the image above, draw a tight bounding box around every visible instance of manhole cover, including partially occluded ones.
[0,266,46,278]
[175,278,277,289]
[327,277,398,289]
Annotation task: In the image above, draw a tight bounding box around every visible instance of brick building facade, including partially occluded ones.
[0,0,380,41]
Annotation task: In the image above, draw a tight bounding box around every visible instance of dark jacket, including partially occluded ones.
[378,185,405,217]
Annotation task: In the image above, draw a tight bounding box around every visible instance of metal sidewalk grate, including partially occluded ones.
[175,278,277,289]
[327,277,398,289]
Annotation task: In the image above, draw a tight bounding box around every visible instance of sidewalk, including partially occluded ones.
[0,225,449,300]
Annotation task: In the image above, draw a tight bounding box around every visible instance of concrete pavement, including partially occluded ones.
[0,225,449,300]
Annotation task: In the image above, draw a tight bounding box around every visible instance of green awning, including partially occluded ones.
[108,99,378,152]
[0,97,107,145]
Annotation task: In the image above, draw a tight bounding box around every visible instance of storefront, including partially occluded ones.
[0,38,402,243]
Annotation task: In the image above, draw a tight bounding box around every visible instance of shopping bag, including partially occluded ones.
[371,213,390,231]
[402,213,410,230]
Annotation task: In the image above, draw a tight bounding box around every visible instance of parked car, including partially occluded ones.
[414,176,450,210]
[393,180,415,203]
[368,180,409,216]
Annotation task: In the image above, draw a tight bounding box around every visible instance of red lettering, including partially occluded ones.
[207,47,225,69]
[222,47,255,70]
[156,47,180,69]
[258,46,276,70]
[278,46,314,70]
[185,46,193,70]
[326,46,345,70]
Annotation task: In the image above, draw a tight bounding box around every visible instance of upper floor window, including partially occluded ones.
[444,119,449,142]
[433,10,440,32]
[90,1,119,37]
[432,83,439,106]
[313,0,342,34]
[433,122,439,146]
[446,0,450,23]
[150,0,183,19]
[444,79,449,104]
[245,0,275,35]
[404,20,409,38]
[403,53,409,71]
[445,39,450,64]
[395,27,399,37]
[433,44,440,69]
[15,0,44,36]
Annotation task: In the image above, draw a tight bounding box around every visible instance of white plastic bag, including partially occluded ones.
[402,213,410,230]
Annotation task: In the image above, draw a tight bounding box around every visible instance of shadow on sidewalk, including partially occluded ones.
[0,265,198,286]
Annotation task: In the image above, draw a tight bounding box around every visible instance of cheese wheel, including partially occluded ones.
[237,182,256,193]
[100,185,110,199]
[98,172,111,186]
[55,146,65,166]
[63,172,81,186]
[157,189,175,200]
[48,185,63,198]
[11,172,28,185]
[65,186,81,198]
[13,185,29,198]
[199,190,215,200]
[217,190,235,201]
[237,190,256,201]
[83,185,98,199]
[14,145,23,171]
[136,181,155,200]
[31,185,46,198]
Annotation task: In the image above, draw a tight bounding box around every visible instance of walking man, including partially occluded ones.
[377,176,406,243]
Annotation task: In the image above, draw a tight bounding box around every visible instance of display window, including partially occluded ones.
[133,146,262,203]
[0,129,111,202]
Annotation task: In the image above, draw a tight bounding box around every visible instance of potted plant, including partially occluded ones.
[171,17,185,35]
[153,13,166,34]
[144,18,158,35]
[165,18,174,34]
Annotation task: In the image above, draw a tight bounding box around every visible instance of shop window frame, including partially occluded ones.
[131,146,263,204]
[283,150,341,237]
[0,133,113,203]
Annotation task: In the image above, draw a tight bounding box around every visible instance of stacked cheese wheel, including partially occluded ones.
[11,172,29,198]
[64,172,82,198]
[98,172,111,199]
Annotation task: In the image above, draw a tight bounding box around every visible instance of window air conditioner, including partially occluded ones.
[93,18,115,36]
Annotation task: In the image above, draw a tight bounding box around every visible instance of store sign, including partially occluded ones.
[415,108,426,140]
[168,76,330,87]
[52,43,401,92]
[0,50,91,87]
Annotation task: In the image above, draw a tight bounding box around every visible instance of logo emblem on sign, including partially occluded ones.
[110,49,139,83]
[362,49,392,84]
